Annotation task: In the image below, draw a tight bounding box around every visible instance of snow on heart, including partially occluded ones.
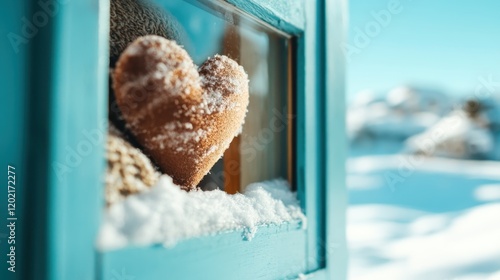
[112,35,249,189]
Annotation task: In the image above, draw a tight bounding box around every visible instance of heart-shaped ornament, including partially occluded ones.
[112,35,249,189]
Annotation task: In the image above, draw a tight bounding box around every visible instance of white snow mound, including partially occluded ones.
[97,175,305,250]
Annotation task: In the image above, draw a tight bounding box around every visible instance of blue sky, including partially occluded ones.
[347,0,500,99]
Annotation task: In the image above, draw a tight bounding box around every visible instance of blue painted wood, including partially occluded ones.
[225,0,304,35]
[0,2,30,280]
[296,0,327,272]
[2,0,109,279]
[18,2,56,278]
[46,0,109,278]
[325,0,348,279]
[29,0,109,279]
[101,222,308,280]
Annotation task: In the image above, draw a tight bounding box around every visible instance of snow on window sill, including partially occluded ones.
[97,175,306,251]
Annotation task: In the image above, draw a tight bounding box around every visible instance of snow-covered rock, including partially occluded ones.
[405,110,495,159]
[349,85,500,160]
[386,86,451,115]
[348,86,451,142]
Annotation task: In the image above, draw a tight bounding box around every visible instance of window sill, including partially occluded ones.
[100,221,308,279]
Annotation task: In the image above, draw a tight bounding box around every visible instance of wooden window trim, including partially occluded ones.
[3,0,347,279]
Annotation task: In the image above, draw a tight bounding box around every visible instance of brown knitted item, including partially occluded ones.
[109,0,184,132]
[112,35,249,189]
[110,0,182,64]
[105,128,160,205]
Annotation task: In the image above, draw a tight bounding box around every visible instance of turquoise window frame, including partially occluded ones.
[0,0,346,279]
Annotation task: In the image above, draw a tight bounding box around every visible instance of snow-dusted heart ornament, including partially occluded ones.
[112,35,249,189]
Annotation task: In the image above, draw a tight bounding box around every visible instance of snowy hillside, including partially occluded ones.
[348,86,500,160]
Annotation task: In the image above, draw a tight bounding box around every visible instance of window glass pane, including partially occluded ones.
[157,0,293,191]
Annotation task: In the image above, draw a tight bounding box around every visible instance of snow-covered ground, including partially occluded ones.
[348,87,500,278]
[348,155,500,280]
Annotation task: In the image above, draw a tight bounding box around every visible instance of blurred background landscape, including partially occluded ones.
[346,0,500,279]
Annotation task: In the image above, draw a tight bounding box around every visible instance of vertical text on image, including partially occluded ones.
[6,165,17,273]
